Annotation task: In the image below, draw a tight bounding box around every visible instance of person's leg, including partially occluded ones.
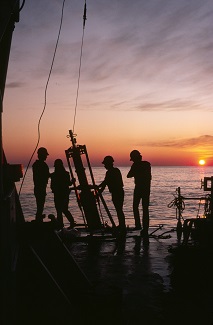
[64,210,75,228]
[57,212,63,228]
[133,189,141,229]
[54,196,64,228]
[142,204,149,233]
[117,208,126,229]
[35,193,45,221]
[62,196,75,228]
[112,192,126,229]
[142,191,150,236]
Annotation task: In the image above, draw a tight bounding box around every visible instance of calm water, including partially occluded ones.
[17,166,213,229]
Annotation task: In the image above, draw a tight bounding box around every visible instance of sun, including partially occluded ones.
[199,159,206,166]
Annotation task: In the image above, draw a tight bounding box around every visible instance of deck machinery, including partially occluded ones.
[65,129,116,232]
[169,176,213,245]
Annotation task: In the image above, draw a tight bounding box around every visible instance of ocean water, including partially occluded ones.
[17,166,213,229]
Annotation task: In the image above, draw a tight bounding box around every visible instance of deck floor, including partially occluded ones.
[16,222,213,325]
[61,227,213,324]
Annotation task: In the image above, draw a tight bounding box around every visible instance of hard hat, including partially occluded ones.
[130,150,141,161]
[102,155,114,164]
[37,147,49,155]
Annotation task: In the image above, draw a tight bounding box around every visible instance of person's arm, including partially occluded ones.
[50,174,54,192]
[98,180,106,193]
[127,165,134,178]
[98,171,108,193]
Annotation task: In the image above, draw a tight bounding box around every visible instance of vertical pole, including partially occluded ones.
[211,177,213,220]
[84,146,115,227]
[0,1,20,322]
[67,130,102,230]
[176,187,183,241]
[0,93,3,201]
[65,148,87,227]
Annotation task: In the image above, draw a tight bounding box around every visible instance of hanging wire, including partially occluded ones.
[72,0,87,133]
[18,0,66,196]
[19,0,26,12]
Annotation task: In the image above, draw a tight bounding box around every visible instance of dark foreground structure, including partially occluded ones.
[14,222,213,325]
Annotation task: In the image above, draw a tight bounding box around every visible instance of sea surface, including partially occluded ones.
[16,166,213,229]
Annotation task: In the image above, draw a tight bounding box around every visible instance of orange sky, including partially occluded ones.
[3,1,213,167]
[4,132,212,167]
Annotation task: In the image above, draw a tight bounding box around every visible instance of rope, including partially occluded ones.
[19,0,26,12]
[19,0,87,196]
[72,0,87,133]
[18,0,66,196]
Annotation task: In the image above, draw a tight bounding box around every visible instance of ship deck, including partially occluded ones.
[63,226,213,324]
[16,222,213,325]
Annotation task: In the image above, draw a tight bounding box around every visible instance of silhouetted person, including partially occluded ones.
[127,150,151,238]
[50,159,75,229]
[98,156,126,231]
[32,147,50,222]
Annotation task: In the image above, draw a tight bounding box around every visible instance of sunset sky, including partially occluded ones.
[3,0,213,166]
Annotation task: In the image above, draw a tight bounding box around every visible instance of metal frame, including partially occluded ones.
[65,130,116,232]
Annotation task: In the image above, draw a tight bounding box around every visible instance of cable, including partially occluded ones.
[72,0,87,133]
[19,0,66,196]
[19,0,26,12]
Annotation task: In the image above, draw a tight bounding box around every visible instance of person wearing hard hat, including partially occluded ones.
[127,150,151,239]
[32,147,50,222]
[98,156,126,232]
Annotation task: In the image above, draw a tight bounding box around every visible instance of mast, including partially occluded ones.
[0,1,22,322]
[0,1,20,195]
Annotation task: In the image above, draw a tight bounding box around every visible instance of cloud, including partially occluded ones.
[9,0,213,114]
[74,0,213,114]
[135,99,202,112]
[144,135,213,148]
[6,82,25,88]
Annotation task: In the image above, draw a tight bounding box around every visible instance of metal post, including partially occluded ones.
[66,130,102,230]
[176,187,183,241]
[211,177,213,220]
[0,1,20,321]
